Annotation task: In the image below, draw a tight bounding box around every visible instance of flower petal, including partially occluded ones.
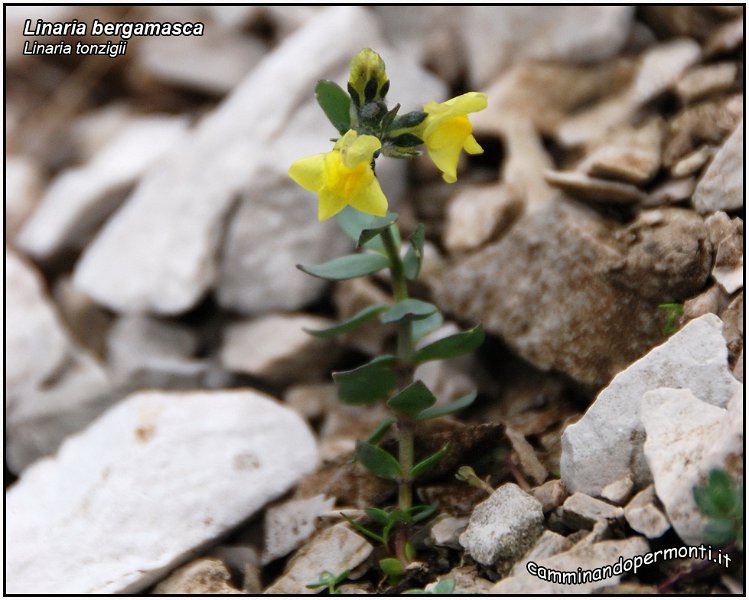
[318,189,348,221]
[463,134,484,155]
[425,115,473,183]
[342,134,381,169]
[348,176,388,217]
[443,92,488,115]
[288,154,326,192]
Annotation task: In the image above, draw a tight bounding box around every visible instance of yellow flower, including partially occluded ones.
[288,130,387,221]
[418,92,488,183]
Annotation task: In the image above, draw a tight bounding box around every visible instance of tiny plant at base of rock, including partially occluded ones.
[403,578,457,595]
[306,569,350,595]
[658,302,684,335]
[693,469,743,550]
[289,48,487,577]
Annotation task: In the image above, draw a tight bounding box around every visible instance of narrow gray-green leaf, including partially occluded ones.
[403,224,425,280]
[413,326,485,363]
[410,445,449,479]
[315,80,351,134]
[357,213,399,247]
[333,355,398,405]
[356,441,402,480]
[304,304,389,338]
[387,380,436,418]
[416,390,477,421]
[366,416,396,444]
[380,299,437,324]
[412,311,444,342]
[298,253,389,280]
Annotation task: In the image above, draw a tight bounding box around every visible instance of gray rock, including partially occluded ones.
[6,389,318,594]
[561,314,741,496]
[220,313,337,383]
[261,494,336,565]
[5,250,112,472]
[557,39,701,147]
[581,118,664,185]
[644,177,696,207]
[510,530,573,577]
[642,386,743,545]
[107,314,211,391]
[600,476,634,505]
[458,483,544,566]
[492,537,649,594]
[5,155,42,239]
[153,558,241,594]
[431,197,664,387]
[608,208,712,302]
[72,7,392,315]
[675,62,738,104]
[671,146,714,178]
[264,523,373,594]
[544,169,646,204]
[532,479,569,513]
[705,212,743,294]
[444,183,523,252]
[693,119,744,214]
[433,565,494,594]
[461,7,634,86]
[430,514,469,549]
[18,116,189,260]
[136,27,266,95]
[623,485,671,539]
[560,493,624,529]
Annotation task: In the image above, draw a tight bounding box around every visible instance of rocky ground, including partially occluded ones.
[5,5,744,595]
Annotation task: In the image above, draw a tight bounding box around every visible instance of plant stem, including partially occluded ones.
[380,226,415,512]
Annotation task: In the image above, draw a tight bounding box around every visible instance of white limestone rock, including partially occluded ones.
[492,537,649,594]
[264,523,373,594]
[459,483,544,566]
[5,250,112,472]
[642,386,743,545]
[18,116,189,260]
[624,484,671,539]
[220,313,337,383]
[72,7,391,315]
[510,530,573,577]
[693,120,744,214]
[5,155,42,239]
[153,558,242,594]
[261,494,336,565]
[561,314,741,497]
[560,493,624,530]
[5,389,318,594]
[461,6,634,86]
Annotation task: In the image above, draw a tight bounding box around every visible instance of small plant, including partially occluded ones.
[403,578,457,594]
[289,49,487,573]
[306,569,350,595]
[658,302,684,335]
[693,469,743,550]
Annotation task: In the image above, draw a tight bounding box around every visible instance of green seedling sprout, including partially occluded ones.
[306,569,350,595]
[693,469,743,550]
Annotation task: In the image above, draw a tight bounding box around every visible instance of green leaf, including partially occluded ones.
[366,416,396,444]
[379,558,405,577]
[387,380,436,418]
[391,111,427,130]
[333,355,398,405]
[334,206,399,249]
[357,213,399,247]
[380,299,437,324]
[404,541,416,562]
[315,80,351,134]
[417,390,477,421]
[298,253,389,281]
[704,518,737,546]
[431,579,456,594]
[403,223,425,280]
[381,103,401,131]
[304,304,389,338]
[408,502,439,523]
[410,445,449,479]
[364,507,390,525]
[414,326,485,363]
[412,311,444,342]
[355,441,403,480]
[389,133,423,147]
[341,512,385,543]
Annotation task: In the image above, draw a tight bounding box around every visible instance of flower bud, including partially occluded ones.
[348,48,389,106]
